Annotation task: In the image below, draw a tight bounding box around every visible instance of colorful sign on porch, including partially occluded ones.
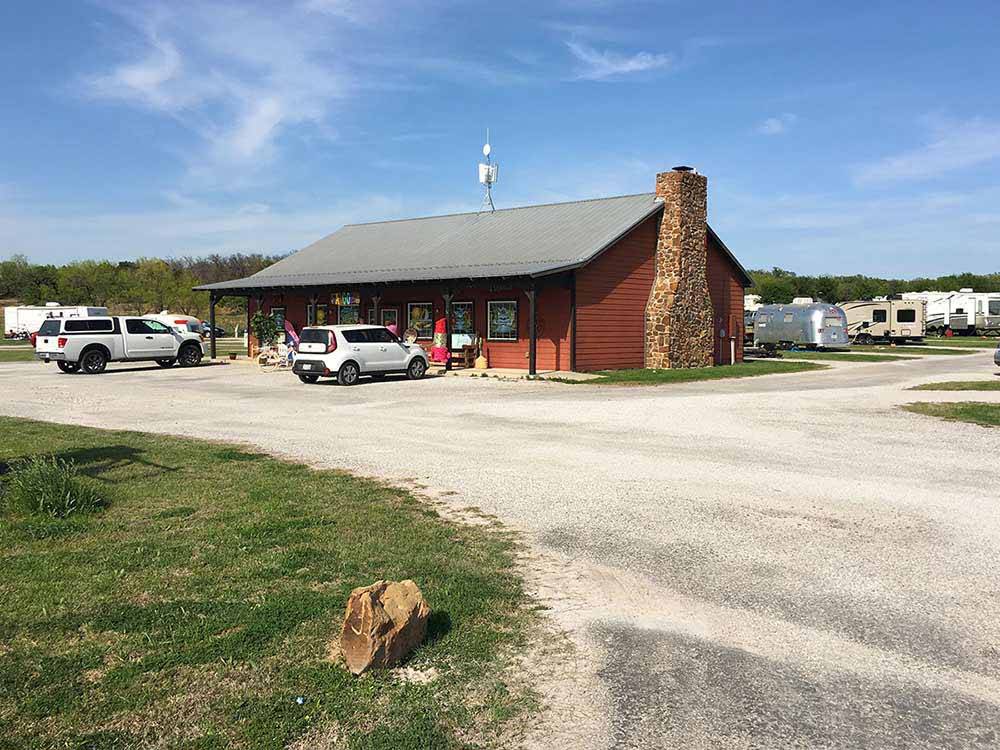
[332,292,357,306]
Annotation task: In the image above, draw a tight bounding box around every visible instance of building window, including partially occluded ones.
[896,308,916,323]
[488,300,518,341]
[338,305,360,324]
[451,301,475,348]
[366,307,376,324]
[407,302,434,339]
[381,307,399,329]
[872,309,887,323]
[270,306,286,330]
[308,303,328,326]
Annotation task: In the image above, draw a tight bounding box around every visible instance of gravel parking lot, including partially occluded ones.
[3,352,1000,749]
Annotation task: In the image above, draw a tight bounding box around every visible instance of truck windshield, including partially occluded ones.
[39,319,60,335]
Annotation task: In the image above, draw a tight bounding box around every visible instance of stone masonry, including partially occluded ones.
[644,169,715,368]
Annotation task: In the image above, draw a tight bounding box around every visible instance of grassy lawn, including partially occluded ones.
[910,380,1000,391]
[781,350,913,362]
[922,337,999,348]
[903,402,1000,428]
[547,359,826,385]
[0,349,39,363]
[852,345,974,356]
[0,338,32,347]
[0,418,535,749]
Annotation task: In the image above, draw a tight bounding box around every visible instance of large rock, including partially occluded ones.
[340,579,430,675]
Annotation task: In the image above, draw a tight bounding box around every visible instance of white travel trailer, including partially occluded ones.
[901,290,1000,336]
[3,303,109,338]
[839,298,925,343]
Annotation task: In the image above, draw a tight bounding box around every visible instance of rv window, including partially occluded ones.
[990,301,1000,316]
[783,313,794,323]
[896,309,916,323]
[955,308,964,314]
[872,310,887,323]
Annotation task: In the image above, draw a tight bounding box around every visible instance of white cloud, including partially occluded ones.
[855,117,1000,185]
[565,40,672,80]
[81,3,352,185]
[757,113,797,136]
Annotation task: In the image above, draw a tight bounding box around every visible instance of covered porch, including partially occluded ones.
[205,273,577,375]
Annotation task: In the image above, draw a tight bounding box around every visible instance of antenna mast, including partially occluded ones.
[478,128,498,213]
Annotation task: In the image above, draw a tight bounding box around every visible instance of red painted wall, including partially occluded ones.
[706,234,745,365]
[252,284,571,371]
[574,214,658,371]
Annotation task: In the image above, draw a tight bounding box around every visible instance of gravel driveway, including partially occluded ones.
[3,352,1000,749]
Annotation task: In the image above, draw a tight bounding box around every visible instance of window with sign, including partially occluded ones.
[487,300,518,341]
[381,308,399,329]
[270,307,286,329]
[338,305,360,325]
[450,301,474,348]
[407,303,433,339]
[308,304,328,326]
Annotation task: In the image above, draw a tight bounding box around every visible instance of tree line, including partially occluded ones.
[749,268,1000,304]
[0,253,284,316]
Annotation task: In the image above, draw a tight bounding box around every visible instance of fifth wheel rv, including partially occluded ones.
[839,298,925,344]
[900,290,1000,336]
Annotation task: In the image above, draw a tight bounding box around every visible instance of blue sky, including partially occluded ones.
[1,0,998,276]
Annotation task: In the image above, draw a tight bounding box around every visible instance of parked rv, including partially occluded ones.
[901,290,1000,336]
[839,298,925,344]
[3,303,108,339]
[753,303,850,350]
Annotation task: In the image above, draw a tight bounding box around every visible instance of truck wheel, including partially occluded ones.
[178,345,202,367]
[81,349,108,374]
[337,361,360,386]
[406,357,427,380]
[56,361,80,373]
[156,358,176,368]
[298,374,319,384]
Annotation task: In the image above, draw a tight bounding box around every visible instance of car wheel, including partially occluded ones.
[298,374,319,384]
[337,361,360,386]
[156,358,176,368]
[406,357,427,380]
[81,349,108,374]
[56,361,80,373]
[178,344,203,367]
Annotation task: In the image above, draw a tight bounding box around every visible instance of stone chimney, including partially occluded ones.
[644,167,714,368]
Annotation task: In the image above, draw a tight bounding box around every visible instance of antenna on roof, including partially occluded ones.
[478,128,498,213]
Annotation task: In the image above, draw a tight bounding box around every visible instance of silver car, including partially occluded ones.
[995,341,1000,367]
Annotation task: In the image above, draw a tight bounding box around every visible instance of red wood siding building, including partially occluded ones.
[201,169,752,373]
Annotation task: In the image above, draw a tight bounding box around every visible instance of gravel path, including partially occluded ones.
[2,352,999,749]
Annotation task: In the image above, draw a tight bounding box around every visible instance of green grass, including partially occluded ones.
[910,380,1000,391]
[922,337,999,348]
[0,338,32,346]
[546,359,826,385]
[0,418,536,749]
[852,345,974,356]
[902,402,1000,428]
[781,350,913,362]
[0,348,38,363]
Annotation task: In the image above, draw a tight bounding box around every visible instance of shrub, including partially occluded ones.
[2,456,106,518]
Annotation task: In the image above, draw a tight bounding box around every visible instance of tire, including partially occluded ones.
[178,344,203,367]
[298,374,319,384]
[156,358,176,368]
[337,361,360,386]
[56,361,79,373]
[406,357,427,380]
[80,348,108,374]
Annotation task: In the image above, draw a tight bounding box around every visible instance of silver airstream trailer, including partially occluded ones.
[753,303,850,349]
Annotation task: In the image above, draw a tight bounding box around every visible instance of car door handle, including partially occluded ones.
[379,346,387,351]
[352,346,361,351]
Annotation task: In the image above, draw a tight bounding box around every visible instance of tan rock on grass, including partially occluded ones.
[340,580,430,675]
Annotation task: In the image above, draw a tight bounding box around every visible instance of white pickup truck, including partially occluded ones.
[35,316,205,374]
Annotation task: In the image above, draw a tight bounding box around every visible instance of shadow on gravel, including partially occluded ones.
[591,624,999,749]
